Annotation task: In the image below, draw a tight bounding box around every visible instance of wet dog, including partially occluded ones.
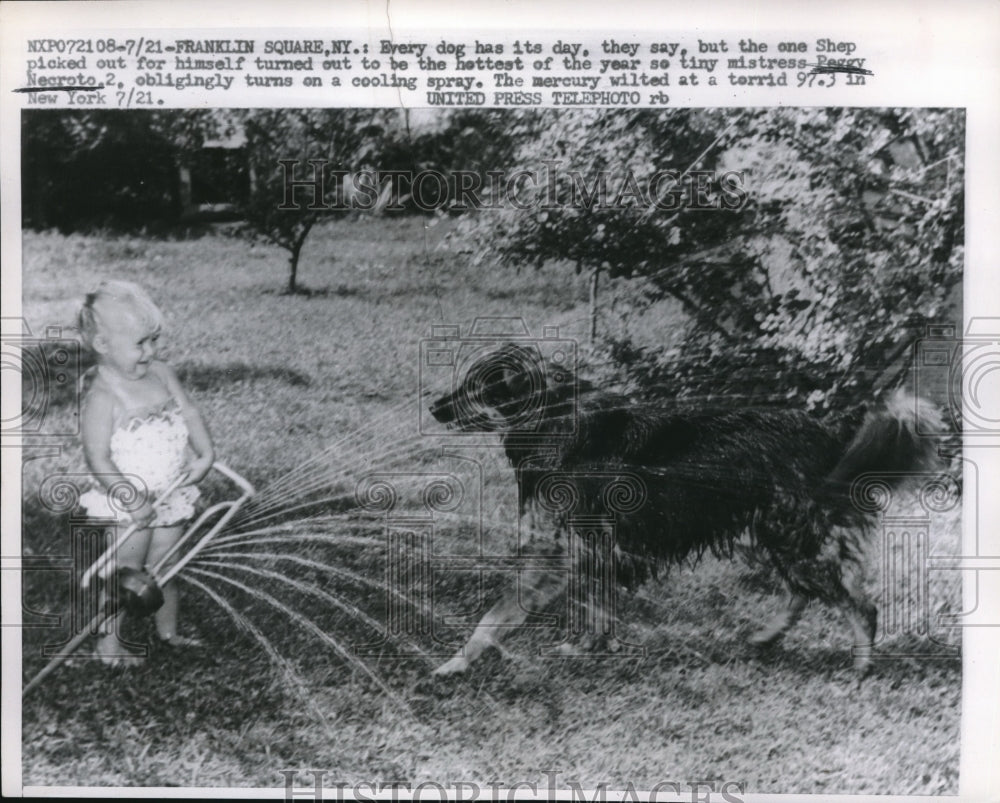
[429,344,943,675]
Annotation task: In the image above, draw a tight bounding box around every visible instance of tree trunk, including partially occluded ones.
[287,248,300,294]
[286,221,314,294]
[589,266,601,343]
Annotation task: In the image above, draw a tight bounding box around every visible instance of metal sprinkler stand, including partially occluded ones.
[23,462,255,698]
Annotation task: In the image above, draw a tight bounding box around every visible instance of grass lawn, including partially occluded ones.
[19,217,961,793]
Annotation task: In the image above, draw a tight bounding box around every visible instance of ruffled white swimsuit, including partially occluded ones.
[79,371,199,527]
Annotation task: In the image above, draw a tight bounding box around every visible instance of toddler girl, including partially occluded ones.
[77,280,214,665]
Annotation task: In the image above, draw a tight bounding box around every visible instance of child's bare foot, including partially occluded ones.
[96,633,145,667]
[156,633,203,647]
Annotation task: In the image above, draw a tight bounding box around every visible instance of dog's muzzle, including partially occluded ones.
[429,393,458,425]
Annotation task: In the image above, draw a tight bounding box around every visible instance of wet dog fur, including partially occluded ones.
[429,344,943,675]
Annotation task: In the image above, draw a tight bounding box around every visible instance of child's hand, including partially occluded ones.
[131,501,156,525]
[185,455,214,485]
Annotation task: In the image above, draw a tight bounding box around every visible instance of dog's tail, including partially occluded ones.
[822,389,945,502]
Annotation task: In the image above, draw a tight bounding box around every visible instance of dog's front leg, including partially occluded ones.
[750,593,807,645]
[433,569,569,675]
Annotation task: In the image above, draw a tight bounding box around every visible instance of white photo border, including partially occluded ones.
[2,1,998,799]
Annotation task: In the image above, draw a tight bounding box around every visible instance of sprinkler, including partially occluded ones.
[23,462,254,697]
[114,567,165,617]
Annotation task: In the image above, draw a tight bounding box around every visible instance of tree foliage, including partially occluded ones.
[21,109,415,293]
[234,109,407,293]
[455,108,964,410]
[22,107,964,373]
[21,110,222,231]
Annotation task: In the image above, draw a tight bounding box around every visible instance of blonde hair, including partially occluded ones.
[77,280,164,349]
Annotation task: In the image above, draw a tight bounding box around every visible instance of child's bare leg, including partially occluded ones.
[147,525,201,645]
[96,525,151,665]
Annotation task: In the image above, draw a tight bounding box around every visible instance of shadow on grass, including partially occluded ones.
[34,220,244,242]
[175,361,312,392]
[20,348,316,418]
[261,284,363,298]
[259,282,448,300]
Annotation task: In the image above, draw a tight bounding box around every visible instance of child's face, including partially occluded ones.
[96,311,161,380]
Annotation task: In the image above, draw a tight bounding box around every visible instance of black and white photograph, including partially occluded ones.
[12,102,968,793]
[2,3,999,801]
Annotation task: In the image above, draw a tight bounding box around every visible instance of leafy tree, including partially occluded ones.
[22,109,242,232]
[236,108,405,294]
[22,109,417,293]
[21,110,225,231]
[454,108,964,411]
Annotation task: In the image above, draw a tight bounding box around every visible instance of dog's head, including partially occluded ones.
[430,342,568,433]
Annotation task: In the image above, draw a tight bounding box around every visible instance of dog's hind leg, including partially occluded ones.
[433,569,569,676]
[839,564,877,673]
[843,597,877,673]
[750,592,807,646]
